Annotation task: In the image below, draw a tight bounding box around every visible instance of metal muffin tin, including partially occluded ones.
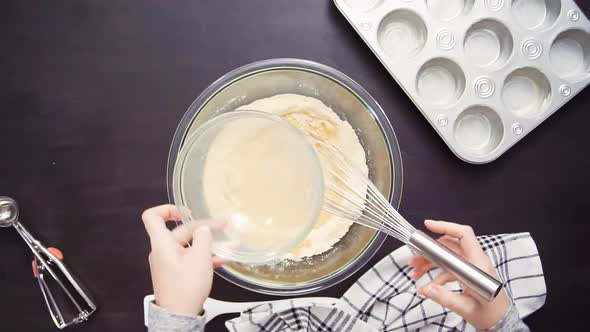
[334,0,590,163]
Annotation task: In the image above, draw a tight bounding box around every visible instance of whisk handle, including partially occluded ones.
[408,230,503,302]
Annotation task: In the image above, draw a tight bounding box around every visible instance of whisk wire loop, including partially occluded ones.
[314,137,415,242]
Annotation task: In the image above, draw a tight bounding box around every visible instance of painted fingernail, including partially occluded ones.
[430,285,441,295]
[418,286,428,295]
[423,285,436,296]
[196,226,211,236]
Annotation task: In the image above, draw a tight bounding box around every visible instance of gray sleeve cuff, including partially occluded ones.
[485,301,529,332]
[148,302,206,332]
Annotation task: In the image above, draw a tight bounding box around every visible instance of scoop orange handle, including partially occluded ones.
[32,247,63,278]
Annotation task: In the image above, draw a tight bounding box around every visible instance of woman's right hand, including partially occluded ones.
[409,220,511,330]
[142,205,227,316]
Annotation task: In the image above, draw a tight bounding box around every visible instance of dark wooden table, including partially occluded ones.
[1,1,588,331]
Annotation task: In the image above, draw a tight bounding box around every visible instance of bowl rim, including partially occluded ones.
[166,58,404,296]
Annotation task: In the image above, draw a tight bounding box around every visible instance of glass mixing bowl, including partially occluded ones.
[167,58,403,295]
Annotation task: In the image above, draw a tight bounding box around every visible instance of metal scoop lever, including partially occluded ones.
[0,196,97,329]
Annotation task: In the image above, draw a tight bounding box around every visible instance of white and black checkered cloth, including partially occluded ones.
[226,233,546,332]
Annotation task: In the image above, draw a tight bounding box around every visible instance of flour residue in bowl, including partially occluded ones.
[237,94,368,259]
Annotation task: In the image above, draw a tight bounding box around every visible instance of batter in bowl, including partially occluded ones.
[237,94,368,259]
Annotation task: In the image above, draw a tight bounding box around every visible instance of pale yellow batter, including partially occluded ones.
[201,112,323,254]
[237,94,368,259]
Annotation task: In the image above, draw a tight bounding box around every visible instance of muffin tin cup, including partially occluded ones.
[550,29,590,81]
[334,0,590,163]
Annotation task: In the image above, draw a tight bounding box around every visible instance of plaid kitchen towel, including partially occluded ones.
[226,232,546,332]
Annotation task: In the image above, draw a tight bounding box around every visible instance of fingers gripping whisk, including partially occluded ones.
[310,137,503,302]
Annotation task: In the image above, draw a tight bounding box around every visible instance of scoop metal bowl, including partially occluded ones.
[0,197,19,227]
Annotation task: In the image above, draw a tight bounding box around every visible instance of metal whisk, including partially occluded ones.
[314,138,503,301]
